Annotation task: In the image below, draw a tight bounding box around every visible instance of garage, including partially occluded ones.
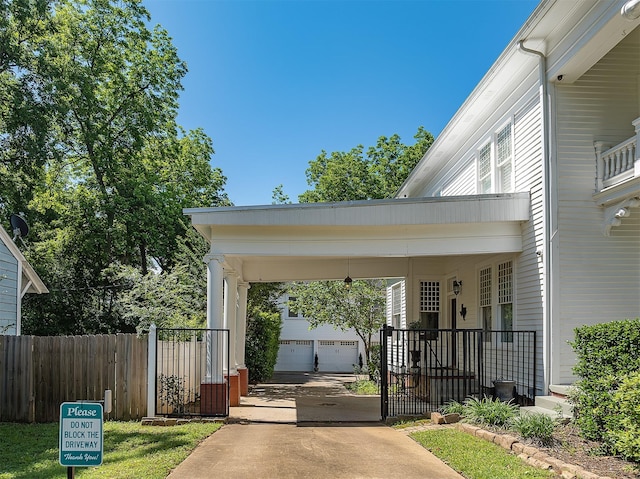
[275,340,313,371]
[317,340,359,373]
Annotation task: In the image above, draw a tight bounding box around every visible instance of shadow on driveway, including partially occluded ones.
[229,372,381,424]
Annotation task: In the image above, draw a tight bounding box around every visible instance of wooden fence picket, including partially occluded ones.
[0,333,148,422]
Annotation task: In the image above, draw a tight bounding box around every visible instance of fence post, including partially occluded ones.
[147,324,157,417]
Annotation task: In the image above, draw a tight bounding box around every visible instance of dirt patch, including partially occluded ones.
[538,423,639,479]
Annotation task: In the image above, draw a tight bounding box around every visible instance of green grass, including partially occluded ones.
[0,421,222,479]
[345,379,379,395]
[410,428,556,479]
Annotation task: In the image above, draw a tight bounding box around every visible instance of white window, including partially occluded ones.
[391,284,402,329]
[419,281,440,339]
[477,122,514,194]
[287,296,299,319]
[498,261,513,343]
[479,267,492,342]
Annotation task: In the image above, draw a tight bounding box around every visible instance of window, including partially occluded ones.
[419,281,440,339]
[477,122,514,194]
[287,296,299,319]
[479,267,492,342]
[498,261,513,343]
[391,284,402,329]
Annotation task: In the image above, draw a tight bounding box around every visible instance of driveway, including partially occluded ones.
[166,372,463,479]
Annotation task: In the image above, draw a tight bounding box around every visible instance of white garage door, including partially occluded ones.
[275,340,313,371]
[318,340,359,373]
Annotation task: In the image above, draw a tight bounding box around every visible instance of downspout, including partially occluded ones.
[517,40,553,395]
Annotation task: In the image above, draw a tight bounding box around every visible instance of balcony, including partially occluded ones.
[594,117,640,235]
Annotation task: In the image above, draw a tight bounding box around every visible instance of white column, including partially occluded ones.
[146,323,157,417]
[205,254,225,383]
[224,270,239,374]
[236,282,250,369]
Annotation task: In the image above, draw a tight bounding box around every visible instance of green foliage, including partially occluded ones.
[570,319,640,445]
[299,126,433,203]
[345,379,379,395]
[289,279,386,366]
[440,400,465,415]
[605,371,640,461]
[510,413,556,446]
[245,310,282,383]
[461,396,519,428]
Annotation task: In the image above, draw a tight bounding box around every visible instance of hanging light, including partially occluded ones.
[344,257,352,290]
[453,280,462,296]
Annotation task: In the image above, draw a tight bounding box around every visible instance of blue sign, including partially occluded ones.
[59,402,103,467]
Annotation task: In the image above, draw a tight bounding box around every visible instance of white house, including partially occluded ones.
[184,0,640,412]
[0,226,48,335]
[274,292,365,373]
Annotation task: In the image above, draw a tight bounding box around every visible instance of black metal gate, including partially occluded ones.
[155,328,230,417]
[380,326,536,419]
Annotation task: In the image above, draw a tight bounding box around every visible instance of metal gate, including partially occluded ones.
[380,326,536,419]
[155,328,230,417]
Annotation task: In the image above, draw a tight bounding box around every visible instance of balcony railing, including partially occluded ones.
[596,117,640,191]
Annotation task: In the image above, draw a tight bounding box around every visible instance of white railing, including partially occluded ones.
[596,136,637,190]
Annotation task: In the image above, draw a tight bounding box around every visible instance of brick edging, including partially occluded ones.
[454,423,612,479]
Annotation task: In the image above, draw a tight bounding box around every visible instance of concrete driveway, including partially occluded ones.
[166,373,463,479]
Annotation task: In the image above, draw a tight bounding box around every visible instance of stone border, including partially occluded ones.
[454,423,614,479]
[140,416,226,426]
[400,419,613,479]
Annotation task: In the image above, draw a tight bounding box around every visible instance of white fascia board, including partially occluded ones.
[0,227,48,294]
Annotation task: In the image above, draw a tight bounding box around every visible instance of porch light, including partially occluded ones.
[344,275,353,290]
[453,280,462,295]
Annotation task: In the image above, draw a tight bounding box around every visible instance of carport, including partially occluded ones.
[176,193,530,415]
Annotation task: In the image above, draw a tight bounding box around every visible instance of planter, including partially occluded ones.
[493,380,516,402]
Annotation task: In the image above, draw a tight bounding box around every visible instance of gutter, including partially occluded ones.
[517,40,553,395]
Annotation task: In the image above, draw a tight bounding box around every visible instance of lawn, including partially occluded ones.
[409,428,556,479]
[0,421,222,479]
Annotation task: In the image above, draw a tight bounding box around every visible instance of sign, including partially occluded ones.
[59,402,103,467]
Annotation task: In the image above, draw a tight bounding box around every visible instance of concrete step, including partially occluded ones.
[524,394,572,419]
[520,405,564,419]
[549,384,573,397]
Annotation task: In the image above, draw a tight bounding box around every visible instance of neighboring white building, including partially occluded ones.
[274,293,365,373]
[186,0,640,400]
[0,227,48,335]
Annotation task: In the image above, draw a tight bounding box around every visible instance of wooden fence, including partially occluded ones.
[0,334,148,423]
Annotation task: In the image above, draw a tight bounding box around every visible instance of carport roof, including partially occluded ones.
[184,193,530,282]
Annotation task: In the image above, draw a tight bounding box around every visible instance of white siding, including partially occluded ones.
[441,162,476,196]
[554,28,640,383]
[0,242,18,335]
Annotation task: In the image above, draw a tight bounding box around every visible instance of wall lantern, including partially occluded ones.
[453,280,462,296]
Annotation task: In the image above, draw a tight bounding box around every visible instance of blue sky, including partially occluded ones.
[143,0,539,206]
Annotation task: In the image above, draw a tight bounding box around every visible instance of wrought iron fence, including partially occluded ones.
[380,326,536,419]
[155,328,229,417]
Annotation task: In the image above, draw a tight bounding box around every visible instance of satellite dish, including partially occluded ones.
[10,214,29,241]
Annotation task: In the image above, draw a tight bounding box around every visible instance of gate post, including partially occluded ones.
[147,324,157,417]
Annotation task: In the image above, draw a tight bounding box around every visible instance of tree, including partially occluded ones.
[289,279,386,369]
[19,0,229,334]
[291,126,434,365]
[299,126,433,203]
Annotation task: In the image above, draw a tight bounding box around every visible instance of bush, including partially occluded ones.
[440,400,465,415]
[462,396,519,427]
[245,310,282,383]
[605,371,640,461]
[510,413,556,446]
[570,318,640,445]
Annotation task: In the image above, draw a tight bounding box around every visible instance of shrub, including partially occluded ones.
[510,413,555,446]
[440,400,465,415]
[570,318,640,444]
[462,396,519,427]
[245,310,282,383]
[605,371,640,461]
